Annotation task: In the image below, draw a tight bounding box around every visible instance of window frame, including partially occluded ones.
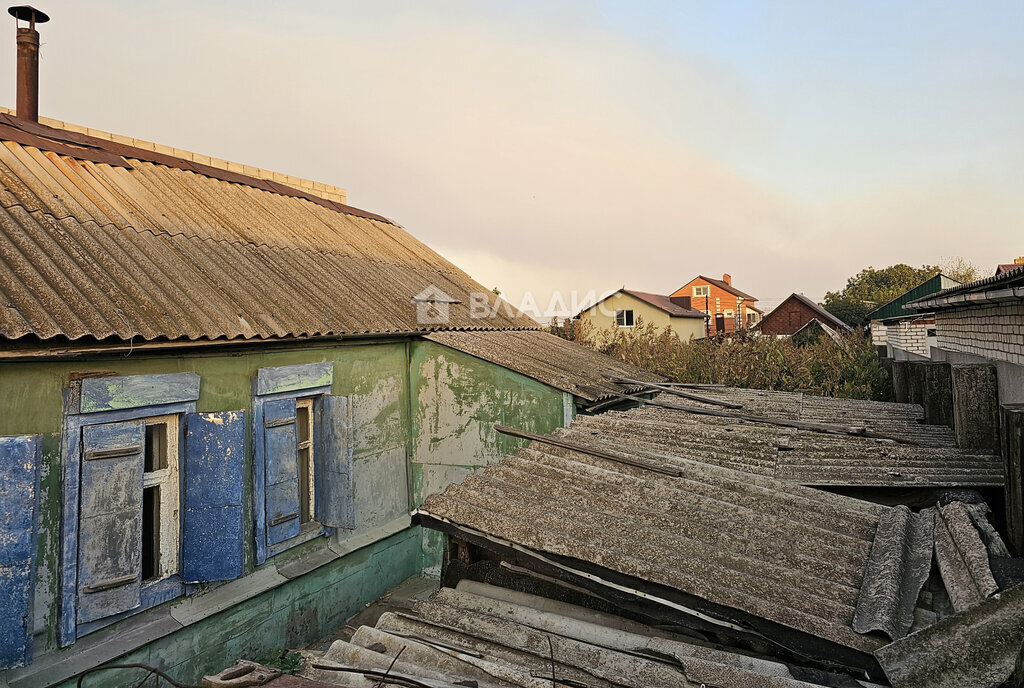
[141,414,180,584]
[60,390,197,646]
[693,285,710,298]
[614,309,634,328]
[251,362,334,564]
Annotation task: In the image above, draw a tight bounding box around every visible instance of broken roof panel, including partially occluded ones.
[423,330,667,402]
[0,117,539,343]
[303,582,883,687]
[874,583,1024,688]
[563,390,1002,488]
[416,429,897,662]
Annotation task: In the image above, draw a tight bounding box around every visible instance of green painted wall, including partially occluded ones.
[0,336,570,686]
[408,341,567,566]
[55,529,421,688]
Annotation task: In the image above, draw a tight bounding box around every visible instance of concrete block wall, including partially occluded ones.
[870,320,888,345]
[887,319,931,357]
[935,302,1024,366]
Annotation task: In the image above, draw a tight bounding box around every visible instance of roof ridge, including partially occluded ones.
[0,106,348,205]
[0,114,394,225]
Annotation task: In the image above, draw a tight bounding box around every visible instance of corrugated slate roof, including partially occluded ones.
[0,116,538,342]
[417,430,895,659]
[303,582,884,687]
[874,583,1024,688]
[564,389,1002,487]
[866,274,960,321]
[423,330,667,402]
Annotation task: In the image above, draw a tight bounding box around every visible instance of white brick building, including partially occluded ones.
[909,267,1024,403]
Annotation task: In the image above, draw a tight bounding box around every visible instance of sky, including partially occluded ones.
[6,0,1023,316]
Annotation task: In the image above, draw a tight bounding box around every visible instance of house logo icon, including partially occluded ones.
[412,286,461,326]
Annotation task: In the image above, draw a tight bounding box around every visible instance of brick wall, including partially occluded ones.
[870,320,888,345]
[759,298,823,336]
[886,319,931,356]
[934,301,1024,366]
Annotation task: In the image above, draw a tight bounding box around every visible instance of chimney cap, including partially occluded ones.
[8,5,48,24]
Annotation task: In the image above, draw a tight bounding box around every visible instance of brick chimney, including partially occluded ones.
[8,5,49,122]
[722,273,732,286]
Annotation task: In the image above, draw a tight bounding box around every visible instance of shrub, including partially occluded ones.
[549,318,890,400]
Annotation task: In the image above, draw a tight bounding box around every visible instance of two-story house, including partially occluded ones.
[670,274,761,335]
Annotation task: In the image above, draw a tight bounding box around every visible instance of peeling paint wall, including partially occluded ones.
[0,336,570,686]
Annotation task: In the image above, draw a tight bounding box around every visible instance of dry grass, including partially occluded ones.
[550,317,890,401]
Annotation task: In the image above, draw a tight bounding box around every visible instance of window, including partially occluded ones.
[724,309,734,318]
[693,285,710,298]
[747,311,758,326]
[253,362,354,564]
[141,415,179,583]
[615,310,634,327]
[58,372,246,646]
[296,398,315,524]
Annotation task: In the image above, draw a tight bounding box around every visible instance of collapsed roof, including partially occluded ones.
[414,388,1021,685]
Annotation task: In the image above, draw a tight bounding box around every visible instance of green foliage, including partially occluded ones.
[823,258,982,326]
[551,317,890,401]
[257,649,304,674]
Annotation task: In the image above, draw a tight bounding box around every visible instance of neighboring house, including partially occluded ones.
[575,288,706,340]
[996,257,1024,275]
[756,293,851,337]
[867,273,961,360]
[907,263,1024,404]
[670,273,761,335]
[0,110,665,688]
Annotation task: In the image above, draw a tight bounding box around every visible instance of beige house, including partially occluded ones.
[577,289,706,340]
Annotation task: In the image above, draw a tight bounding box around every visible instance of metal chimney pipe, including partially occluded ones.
[8,5,49,122]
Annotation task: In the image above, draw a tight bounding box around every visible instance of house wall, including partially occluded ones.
[930,301,1024,404]
[578,292,705,339]
[0,336,569,687]
[758,298,823,336]
[934,302,1024,367]
[870,320,888,345]
[886,319,932,358]
[670,278,757,334]
[408,341,568,567]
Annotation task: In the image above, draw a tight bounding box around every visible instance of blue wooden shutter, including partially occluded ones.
[0,434,41,669]
[264,398,300,545]
[183,411,246,583]
[315,395,355,529]
[77,420,144,624]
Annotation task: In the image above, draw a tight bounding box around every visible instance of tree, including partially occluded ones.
[937,257,982,285]
[822,262,971,327]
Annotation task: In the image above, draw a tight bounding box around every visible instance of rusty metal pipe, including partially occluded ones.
[15,25,38,121]
[10,5,49,121]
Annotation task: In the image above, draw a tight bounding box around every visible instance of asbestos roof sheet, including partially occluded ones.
[0,119,539,342]
[423,330,667,402]
[417,428,895,658]
[874,583,1024,688]
[564,388,1003,488]
[303,582,883,688]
